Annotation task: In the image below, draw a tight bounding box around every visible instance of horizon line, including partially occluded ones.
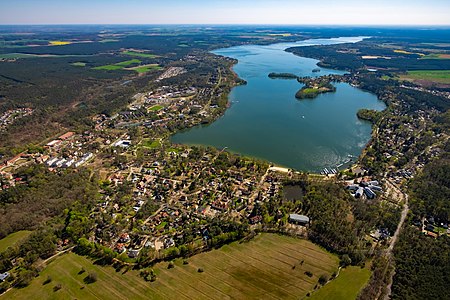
[1,23,450,27]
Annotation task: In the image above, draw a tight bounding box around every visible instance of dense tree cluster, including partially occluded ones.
[392,227,450,300]
[0,165,99,238]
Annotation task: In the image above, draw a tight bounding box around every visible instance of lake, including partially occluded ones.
[171,37,386,172]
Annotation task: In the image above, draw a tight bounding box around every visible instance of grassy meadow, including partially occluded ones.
[0,231,31,253]
[400,70,450,84]
[93,59,141,71]
[3,234,340,300]
[310,266,371,300]
[122,51,159,58]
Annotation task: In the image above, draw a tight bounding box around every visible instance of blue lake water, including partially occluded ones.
[172,37,386,172]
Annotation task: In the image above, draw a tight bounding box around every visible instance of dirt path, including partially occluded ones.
[382,179,409,300]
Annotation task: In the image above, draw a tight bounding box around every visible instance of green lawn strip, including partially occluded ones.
[93,65,124,71]
[309,266,371,300]
[122,51,159,58]
[0,231,31,253]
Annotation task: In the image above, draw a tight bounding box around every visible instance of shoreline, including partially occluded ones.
[172,36,376,175]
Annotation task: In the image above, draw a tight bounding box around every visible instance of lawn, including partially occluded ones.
[141,139,161,149]
[0,231,31,253]
[149,105,164,111]
[400,70,450,84]
[309,266,371,300]
[122,51,159,58]
[3,234,339,300]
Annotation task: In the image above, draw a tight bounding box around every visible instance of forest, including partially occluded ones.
[287,39,450,72]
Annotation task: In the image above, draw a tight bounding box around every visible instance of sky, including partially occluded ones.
[1,0,450,25]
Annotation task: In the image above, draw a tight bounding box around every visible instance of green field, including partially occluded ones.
[122,51,159,58]
[420,53,450,60]
[0,231,31,253]
[141,139,161,149]
[400,70,450,84]
[130,64,162,73]
[149,105,164,111]
[310,266,371,300]
[94,59,141,71]
[3,234,339,300]
[71,62,86,67]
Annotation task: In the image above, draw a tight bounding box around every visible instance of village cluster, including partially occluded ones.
[0,108,33,132]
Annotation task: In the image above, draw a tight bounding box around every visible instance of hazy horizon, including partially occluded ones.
[1,0,450,26]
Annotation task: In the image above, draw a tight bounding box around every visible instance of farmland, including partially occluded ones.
[0,231,31,253]
[421,53,450,59]
[400,70,450,84]
[3,234,340,300]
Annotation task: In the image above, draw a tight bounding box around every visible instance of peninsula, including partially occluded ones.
[295,76,337,99]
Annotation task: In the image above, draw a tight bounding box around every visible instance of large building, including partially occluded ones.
[289,214,310,226]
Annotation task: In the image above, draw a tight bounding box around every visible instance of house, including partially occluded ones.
[114,243,126,254]
[355,187,364,198]
[46,140,61,147]
[119,233,130,243]
[0,272,10,282]
[128,249,140,258]
[58,131,75,140]
[288,214,310,226]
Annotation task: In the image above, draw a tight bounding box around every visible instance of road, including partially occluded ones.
[383,179,409,300]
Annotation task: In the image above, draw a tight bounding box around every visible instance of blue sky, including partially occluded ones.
[1,0,450,25]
